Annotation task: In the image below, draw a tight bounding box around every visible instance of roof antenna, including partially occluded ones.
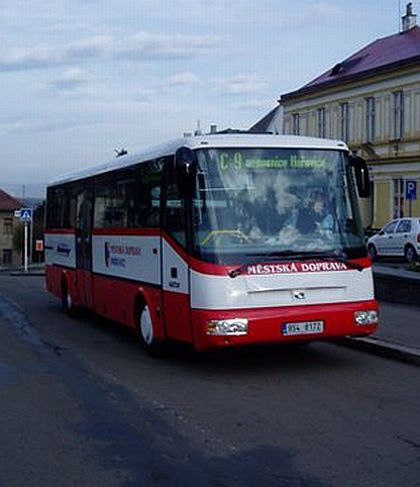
[114,147,128,158]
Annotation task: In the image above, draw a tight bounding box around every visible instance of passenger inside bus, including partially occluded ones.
[285,191,334,235]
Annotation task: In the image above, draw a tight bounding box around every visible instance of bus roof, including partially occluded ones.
[48,134,349,187]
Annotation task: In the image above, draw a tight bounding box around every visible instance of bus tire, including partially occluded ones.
[61,279,78,317]
[137,301,165,356]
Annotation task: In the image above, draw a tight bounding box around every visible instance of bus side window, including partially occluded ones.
[94,179,129,228]
[46,186,76,229]
[112,183,128,227]
[94,184,113,228]
[94,187,107,228]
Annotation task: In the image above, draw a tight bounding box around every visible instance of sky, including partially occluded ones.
[0,0,412,197]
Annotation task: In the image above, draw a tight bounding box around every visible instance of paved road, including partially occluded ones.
[0,274,419,486]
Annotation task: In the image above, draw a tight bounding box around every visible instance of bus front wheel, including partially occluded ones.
[61,280,78,317]
[138,303,164,355]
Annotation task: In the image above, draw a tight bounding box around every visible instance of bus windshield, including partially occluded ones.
[192,148,366,265]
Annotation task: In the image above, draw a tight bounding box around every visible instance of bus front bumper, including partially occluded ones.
[191,300,379,351]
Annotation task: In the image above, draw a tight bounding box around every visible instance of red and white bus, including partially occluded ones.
[45,134,378,352]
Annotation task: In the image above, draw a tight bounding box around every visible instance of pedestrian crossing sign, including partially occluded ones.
[19,208,33,222]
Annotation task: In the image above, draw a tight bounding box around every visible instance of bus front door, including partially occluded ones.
[75,189,94,309]
[161,161,193,344]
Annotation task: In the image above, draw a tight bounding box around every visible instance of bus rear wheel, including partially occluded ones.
[138,303,165,355]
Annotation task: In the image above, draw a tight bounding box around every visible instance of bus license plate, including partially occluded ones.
[282,320,324,336]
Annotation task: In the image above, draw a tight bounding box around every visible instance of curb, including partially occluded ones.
[336,336,420,366]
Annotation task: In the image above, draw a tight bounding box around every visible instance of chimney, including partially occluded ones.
[194,120,202,136]
[402,2,417,32]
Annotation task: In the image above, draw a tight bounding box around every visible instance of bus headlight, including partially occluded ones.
[206,318,249,336]
[354,310,378,325]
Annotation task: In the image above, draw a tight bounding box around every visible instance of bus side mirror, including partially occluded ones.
[350,155,370,198]
[175,147,197,198]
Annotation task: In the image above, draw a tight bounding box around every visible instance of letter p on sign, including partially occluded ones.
[406,180,417,200]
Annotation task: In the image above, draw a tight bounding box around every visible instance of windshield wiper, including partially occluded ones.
[228,250,364,278]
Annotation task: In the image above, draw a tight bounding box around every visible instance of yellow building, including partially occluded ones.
[260,4,420,229]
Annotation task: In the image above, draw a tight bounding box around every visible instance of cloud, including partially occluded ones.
[50,68,91,92]
[308,2,339,17]
[0,120,23,136]
[134,72,201,102]
[0,32,221,72]
[122,32,220,59]
[0,46,65,71]
[235,99,277,112]
[134,87,158,103]
[165,72,201,88]
[0,36,114,71]
[133,72,267,106]
[214,74,267,95]
[66,35,114,59]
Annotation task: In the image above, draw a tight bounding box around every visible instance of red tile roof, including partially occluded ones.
[0,188,21,211]
[281,26,420,101]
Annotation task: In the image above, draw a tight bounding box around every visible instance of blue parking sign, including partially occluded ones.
[406,181,417,200]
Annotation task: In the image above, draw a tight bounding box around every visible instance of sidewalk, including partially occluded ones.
[0,263,45,276]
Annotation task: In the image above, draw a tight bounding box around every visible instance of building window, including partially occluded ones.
[366,97,375,142]
[393,91,404,140]
[3,217,13,236]
[393,178,404,218]
[317,108,326,138]
[340,102,349,142]
[2,249,12,265]
[292,114,300,135]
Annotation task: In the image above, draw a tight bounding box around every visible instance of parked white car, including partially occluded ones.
[367,218,420,262]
